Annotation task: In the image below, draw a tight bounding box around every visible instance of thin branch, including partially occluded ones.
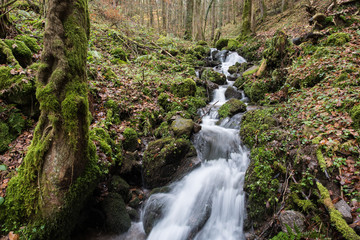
[0,0,17,9]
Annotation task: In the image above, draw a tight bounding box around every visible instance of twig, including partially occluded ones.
[0,0,17,9]
[197,100,219,123]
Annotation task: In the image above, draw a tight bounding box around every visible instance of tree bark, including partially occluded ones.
[161,0,167,32]
[2,0,97,237]
[184,0,193,40]
[241,0,252,36]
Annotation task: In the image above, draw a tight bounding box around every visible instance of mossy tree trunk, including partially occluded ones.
[1,0,98,237]
[241,0,252,36]
[0,0,17,38]
[184,0,193,40]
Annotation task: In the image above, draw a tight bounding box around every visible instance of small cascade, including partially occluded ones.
[142,51,250,240]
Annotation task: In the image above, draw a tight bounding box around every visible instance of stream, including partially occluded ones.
[102,50,250,240]
[144,50,249,240]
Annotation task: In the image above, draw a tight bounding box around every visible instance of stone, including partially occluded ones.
[201,68,227,85]
[171,117,194,137]
[170,78,197,97]
[225,86,242,100]
[218,98,247,118]
[279,210,306,233]
[193,123,202,133]
[109,175,130,202]
[102,193,131,234]
[142,137,195,188]
[334,199,353,224]
[206,80,219,91]
[242,65,259,77]
[142,195,166,234]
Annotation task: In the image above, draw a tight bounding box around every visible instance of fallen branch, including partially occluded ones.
[0,0,17,9]
[197,100,219,123]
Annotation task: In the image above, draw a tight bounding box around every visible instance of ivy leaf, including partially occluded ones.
[0,197,4,205]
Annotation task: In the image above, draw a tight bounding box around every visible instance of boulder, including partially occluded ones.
[193,123,202,133]
[279,210,306,233]
[109,175,130,202]
[225,86,242,100]
[243,65,259,77]
[215,38,229,50]
[142,194,167,234]
[4,39,32,68]
[171,117,194,137]
[143,137,196,188]
[218,98,247,118]
[171,78,196,98]
[334,199,353,224]
[206,80,219,91]
[123,127,138,152]
[119,151,143,186]
[212,49,229,62]
[201,68,226,85]
[101,193,131,234]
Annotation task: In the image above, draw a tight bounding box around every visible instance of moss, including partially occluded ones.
[201,68,226,85]
[218,98,247,118]
[123,128,138,152]
[102,193,131,234]
[154,122,171,138]
[61,81,88,147]
[15,35,40,53]
[244,147,278,226]
[158,92,171,111]
[242,66,259,77]
[170,78,196,98]
[244,80,268,103]
[90,127,114,155]
[325,32,351,46]
[111,47,128,62]
[316,148,327,172]
[0,40,20,66]
[4,39,33,68]
[317,182,360,240]
[263,30,293,70]
[291,193,315,212]
[215,38,229,50]
[0,122,11,153]
[196,40,208,46]
[350,104,360,130]
[241,0,251,36]
[226,39,240,51]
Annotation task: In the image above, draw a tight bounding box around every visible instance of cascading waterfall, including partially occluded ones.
[142,50,250,240]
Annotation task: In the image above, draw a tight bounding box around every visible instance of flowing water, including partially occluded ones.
[142,51,250,240]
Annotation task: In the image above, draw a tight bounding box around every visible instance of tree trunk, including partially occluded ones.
[184,0,193,40]
[281,0,288,12]
[259,0,267,19]
[0,0,17,38]
[241,0,252,36]
[149,0,153,27]
[2,0,97,237]
[161,0,167,32]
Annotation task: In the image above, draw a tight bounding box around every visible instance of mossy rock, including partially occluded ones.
[242,66,259,77]
[4,39,32,68]
[0,122,11,153]
[263,30,293,70]
[143,137,192,188]
[244,80,268,103]
[244,147,278,228]
[226,39,240,51]
[234,76,247,89]
[123,128,138,152]
[196,40,208,46]
[228,65,238,75]
[101,193,131,234]
[157,92,171,111]
[15,35,40,53]
[111,47,128,61]
[350,105,360,130]
[325,32,351,46]
[201,68,226,85]
[218,98,246,118]
[215,38,229,50]
[0,66,36,109]
[170,78,196,98]
[170,117,194,137]
[109,175,130,202]
[0,40,19,66]
[191,45,211,59]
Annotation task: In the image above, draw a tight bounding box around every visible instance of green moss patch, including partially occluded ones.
[218,98,246,118]
[325,32,351,46]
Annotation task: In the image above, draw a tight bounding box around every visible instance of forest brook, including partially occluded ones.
[0,0,359,239]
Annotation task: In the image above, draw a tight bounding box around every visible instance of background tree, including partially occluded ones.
[1,0,99,238]
[241,0,252,36]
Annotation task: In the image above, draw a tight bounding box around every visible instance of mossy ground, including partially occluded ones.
[239,2,360,238]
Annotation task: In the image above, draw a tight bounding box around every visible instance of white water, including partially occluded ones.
[143,51,249,240]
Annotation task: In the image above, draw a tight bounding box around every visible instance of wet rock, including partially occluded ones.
[126,206,140,221]
[218,98,247,118]
[213,49,229,62]
[201,68,226,85]
[101,193,131,234]
[142,195,167,234]
[225,86,242,100]
[143,137,196,188]
[206,80,219,91]
[335,199,353,224]
[109,175,130,202]
[171,117,194,137]
[193,122,202,133]
[279,210,306,233]
[119,151,142,186]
